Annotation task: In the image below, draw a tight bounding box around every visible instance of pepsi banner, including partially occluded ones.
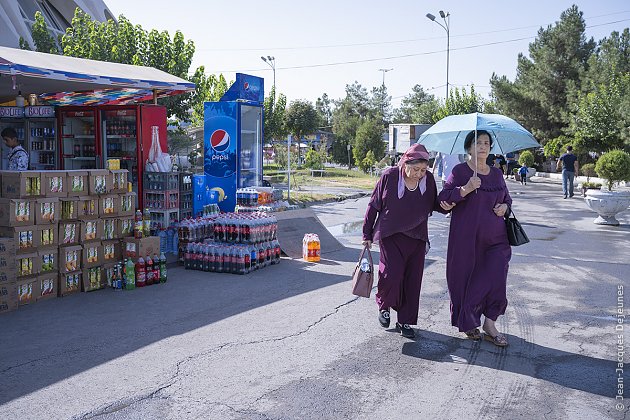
[204,101,238,212]
[220,73,264,104]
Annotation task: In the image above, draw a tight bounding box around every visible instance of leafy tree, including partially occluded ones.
[284,100,319,165]
[581,29,630,91]
[315,93,333,127]
[580,163,596,181]
[263,86,288,142]
[354,118,385,172]
[392,85,440,123]
[543,135,574,158]
[188,68,230,127]
[19,12,59,53]
[331,97,360,166]
[304,146,326,170]
[360,150,377,173]
[273,143,297,169]
[595,150,630,190]
[432,86,485,122]
[570,74,629,153]
[369,85,392,125]
[490,5,595,142]
[518,150,535,167]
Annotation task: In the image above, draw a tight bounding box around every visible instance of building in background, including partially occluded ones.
[0,0,114,49]
[388,123,432,156]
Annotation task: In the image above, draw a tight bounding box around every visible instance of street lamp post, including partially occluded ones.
[426,10,450,100]
[378,68,393,87]
[260,56,276,95]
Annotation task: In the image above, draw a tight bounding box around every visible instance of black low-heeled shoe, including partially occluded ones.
[396,322,415,338]
[378,310,390,328]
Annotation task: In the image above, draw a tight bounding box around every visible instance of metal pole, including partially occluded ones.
[287,134,291,201]
[445,14,450,100]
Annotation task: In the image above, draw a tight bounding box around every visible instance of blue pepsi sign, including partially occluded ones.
[220,73,264,104]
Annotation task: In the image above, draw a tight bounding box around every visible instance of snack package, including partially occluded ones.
[64,249,78,272]
[85,221,97,241]
[63,223,77,244]
[18,282,33,304]
[94,175,107,194]
[40,227,55,247]
[18,256,33,276]
[103,219,115,240]
[41,252,55,272]
[71,175,84,192]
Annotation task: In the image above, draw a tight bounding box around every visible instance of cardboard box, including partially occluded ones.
[0,171,42,198]
[83,266,105,292]
[0,198,35,226]
[0,281,17,314]
[37,271,58,301]
[37,223,58,248]
[66,170,89,197]
[110,170,129,194]
[0,238,16,284]
[123,236,160,259]
[59,198,79,221]
[38,247,58,274]
[88,169,112,195]
[34,197,59,225]
[58,271,81,297]
[101,218,118,241]
[102,263,117,288]
[118,192,136,217]
[82,241,102,268]
[99,195,118,217]
[80,219,103,243]
[17,252,38,277]
[102,240,122,264]
[78,196,99,219]
[0,225,37,254]
[17,276,38,305]
[59,220,81,245]
[59,245,81,273]
[117,216,135,238]
[42,171,68,198]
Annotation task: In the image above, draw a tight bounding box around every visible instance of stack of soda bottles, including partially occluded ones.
[183,212,281,275]
[302,233,321,262]
[108,253,168,290]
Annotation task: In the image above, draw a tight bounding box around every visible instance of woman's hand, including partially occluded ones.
[362,240,372,249]
[493,203,509,217]
[460,176,481,197]
[440,201,456,211]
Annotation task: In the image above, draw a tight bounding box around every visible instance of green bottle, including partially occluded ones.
[159,252,167,283]
[125,258,135,290]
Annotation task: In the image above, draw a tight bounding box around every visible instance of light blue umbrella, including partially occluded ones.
[417,112,540,155]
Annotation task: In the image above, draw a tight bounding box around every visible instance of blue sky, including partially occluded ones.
[104,0,630,107]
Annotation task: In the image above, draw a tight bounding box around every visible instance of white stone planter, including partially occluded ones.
[584,189,630,226]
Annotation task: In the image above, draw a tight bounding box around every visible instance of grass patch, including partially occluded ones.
[266,167,378,191]
[283,190,338,205]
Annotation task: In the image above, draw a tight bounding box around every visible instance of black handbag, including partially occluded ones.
[504,207,530,246]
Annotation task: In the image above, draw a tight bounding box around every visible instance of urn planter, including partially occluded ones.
[584,189,630,226]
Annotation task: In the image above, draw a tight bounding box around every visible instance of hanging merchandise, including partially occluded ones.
[145,126,172,173]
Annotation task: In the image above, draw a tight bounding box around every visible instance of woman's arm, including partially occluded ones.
[437,165,479,204]
[362,172,387,242]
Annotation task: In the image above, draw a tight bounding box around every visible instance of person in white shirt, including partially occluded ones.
[2,127,28,170]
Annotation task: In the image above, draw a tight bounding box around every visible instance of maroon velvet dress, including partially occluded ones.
[363,167,442,325]
[438,163,512,332]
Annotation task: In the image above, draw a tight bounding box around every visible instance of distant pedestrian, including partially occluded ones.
[505,152,517,178]
[432,152,466,185]
[438,130,512,347]
[362,144,453,338]
[557,146,579,198]
[1,127,28,170]
[518,164,528,185]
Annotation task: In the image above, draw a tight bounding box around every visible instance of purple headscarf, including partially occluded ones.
[398,144,430,199]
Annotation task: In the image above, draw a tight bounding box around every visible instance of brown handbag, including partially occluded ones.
[351,245,374,298]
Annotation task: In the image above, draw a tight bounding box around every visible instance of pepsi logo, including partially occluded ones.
[210,129,230,152]
[244,82,249,90]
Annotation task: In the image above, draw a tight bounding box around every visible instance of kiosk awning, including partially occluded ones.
[0,46,196,105]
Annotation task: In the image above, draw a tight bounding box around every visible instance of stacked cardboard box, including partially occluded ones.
[0,169,151,308]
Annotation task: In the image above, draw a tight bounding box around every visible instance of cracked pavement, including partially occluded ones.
[0,180,628,419]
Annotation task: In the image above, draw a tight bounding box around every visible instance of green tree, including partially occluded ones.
[263,86,288,142]
[354,118,385,172]
[543,135,574,158]
[581,29,630,91]
[188,68,230,127]
[571,74,629,153]
[392,85,440,123]
[315,93,333,127]
[360,150,377,173]
[284,100,319,165]
[304,146,326,170]
[595,150,630,190]
[490,5,595,142]
[432,86,485,122]
[369,85,392,125]
[518,150,535,167]
[19,11,59,53]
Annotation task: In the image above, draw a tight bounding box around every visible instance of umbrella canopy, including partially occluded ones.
[0,46,195,105]
[417,113,540,155]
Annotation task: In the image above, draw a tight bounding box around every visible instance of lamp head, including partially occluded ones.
[439,10,446,18]
[267,56,274,61]
[261,56,267,62]
[426,13,436,21]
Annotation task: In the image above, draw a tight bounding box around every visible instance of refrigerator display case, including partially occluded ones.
[0,107,26,170]
[25,106,57,171]
[204,73,264,212]
[58,107,99,170]
[57,104,167,208]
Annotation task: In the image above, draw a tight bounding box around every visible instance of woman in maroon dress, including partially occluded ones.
[438,130,512,347]
[362,144,453,338]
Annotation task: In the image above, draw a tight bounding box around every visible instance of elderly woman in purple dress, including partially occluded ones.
[362,144,454,338]
[438,130,512,347]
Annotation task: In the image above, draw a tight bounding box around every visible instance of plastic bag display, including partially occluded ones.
[145,126,172,173]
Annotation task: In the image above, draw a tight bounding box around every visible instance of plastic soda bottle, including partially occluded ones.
[152,254,160,282]
[126,258,136,289]
[145,255,154,285]
[143,208,151,237]
[136,257,146,287]
[160,252,167,282]
[135,209,143,239]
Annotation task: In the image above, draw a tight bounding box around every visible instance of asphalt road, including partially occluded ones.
[0,178,628,419]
